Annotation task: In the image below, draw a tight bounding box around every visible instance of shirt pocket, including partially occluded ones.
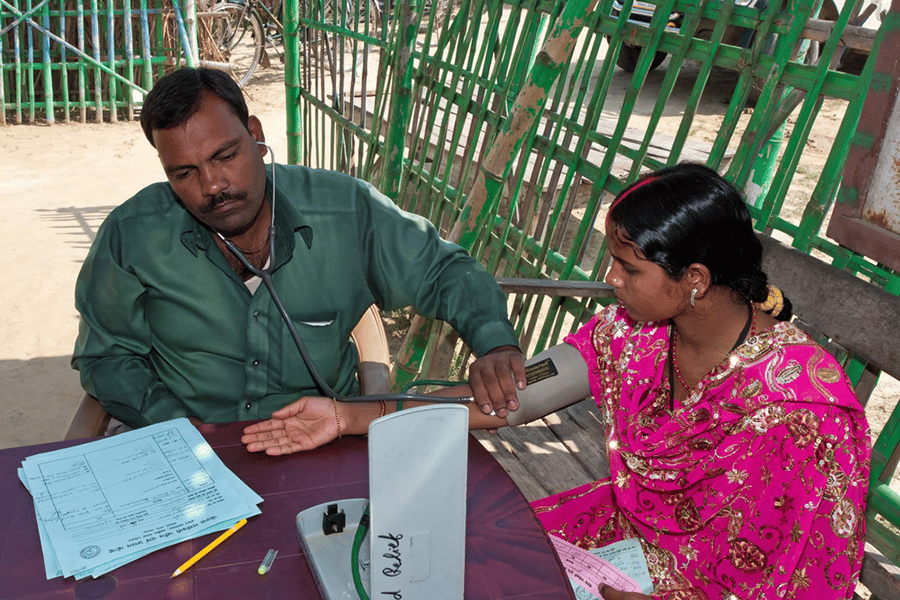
[280,311,344,393]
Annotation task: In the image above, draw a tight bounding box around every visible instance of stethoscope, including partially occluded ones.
[215,142,473,405]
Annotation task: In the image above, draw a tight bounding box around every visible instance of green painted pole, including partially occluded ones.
[0,28,6,125]
[381,0,420,196]
[41,0,53,123]
[107,0,117,122]
[77,0,86,122]
[90,0,102,121]
[285,0,301,165]
[140,0,152,96]
[745,120,785,209]
[27,0,35,123]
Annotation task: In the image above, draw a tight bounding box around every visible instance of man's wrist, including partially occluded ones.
[341,400,381,435]
[483,344,521,356]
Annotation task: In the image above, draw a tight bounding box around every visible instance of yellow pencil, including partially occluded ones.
[171,518,248,577]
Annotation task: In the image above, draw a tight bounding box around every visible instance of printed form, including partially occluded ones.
[18,418,262,580]
[550,536,654,597]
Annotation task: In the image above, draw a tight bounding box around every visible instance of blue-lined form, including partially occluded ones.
[17,418,262,580]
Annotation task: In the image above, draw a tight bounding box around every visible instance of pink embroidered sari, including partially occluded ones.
[531,305,870,599]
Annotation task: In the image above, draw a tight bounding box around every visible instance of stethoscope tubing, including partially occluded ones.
[219,145,473,405]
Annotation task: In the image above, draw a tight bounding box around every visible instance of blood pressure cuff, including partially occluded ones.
[506,343,591,427]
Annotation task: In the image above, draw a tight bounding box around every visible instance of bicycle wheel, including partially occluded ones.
[209,2,265,85]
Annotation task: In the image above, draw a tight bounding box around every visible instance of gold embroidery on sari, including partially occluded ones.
[775,360,803,385]
[816,367,842,384]
[728,538,768,572]
[785,409,820,448]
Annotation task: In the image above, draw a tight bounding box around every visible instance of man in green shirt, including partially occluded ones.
[72,67,525,429]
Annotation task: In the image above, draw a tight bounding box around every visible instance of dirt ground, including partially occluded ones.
[0,66,896,482]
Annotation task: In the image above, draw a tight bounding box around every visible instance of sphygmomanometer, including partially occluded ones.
[504,342,591,425]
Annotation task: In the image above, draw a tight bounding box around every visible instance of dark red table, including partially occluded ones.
[0,422,576,599]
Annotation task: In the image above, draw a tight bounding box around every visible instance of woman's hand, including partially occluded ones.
[241,396,339,455]
[598,585,653,600]
[468,345,526,418]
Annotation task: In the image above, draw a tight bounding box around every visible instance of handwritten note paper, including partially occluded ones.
[18,418,262,580]
[591,538,653,593]
[550,536,654,597]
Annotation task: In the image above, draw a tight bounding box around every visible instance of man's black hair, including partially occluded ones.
[139,67,250,147]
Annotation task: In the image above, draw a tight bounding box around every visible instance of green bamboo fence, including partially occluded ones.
[1,0,215,124]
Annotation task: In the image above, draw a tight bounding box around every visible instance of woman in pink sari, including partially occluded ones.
[242,163,870,600]
[524,164,871,599]
[531,302,868,599]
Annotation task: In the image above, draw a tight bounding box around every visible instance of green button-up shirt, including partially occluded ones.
[73,165,518,427]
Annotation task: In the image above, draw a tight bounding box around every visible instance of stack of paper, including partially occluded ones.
[17,418,262,580]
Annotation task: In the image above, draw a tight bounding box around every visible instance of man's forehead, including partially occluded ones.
[153,104,244,162]
[152,93,243,142]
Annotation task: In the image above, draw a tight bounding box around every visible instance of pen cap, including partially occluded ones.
[258,549,278,575]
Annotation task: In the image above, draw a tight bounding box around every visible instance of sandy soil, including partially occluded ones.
[0,67,896,488]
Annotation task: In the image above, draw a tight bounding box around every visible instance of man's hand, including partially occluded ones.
[468,345,525,418]
[241,396,338,455]
[598,585,653,600]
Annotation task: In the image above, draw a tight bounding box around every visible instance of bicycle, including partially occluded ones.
[204,0,265,85]
[202,0,382,86]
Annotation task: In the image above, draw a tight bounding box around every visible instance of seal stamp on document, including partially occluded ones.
[80,545,101,560]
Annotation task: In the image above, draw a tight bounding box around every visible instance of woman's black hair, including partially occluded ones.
[139,67,250,147]
[607,162,771,306]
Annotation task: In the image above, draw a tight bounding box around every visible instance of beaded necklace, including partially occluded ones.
[668,303,756,405]
[214,233,271,281]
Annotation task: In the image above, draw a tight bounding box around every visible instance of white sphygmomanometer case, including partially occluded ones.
[296,404,468,599]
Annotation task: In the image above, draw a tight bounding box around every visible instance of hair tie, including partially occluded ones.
[757,284,784,317]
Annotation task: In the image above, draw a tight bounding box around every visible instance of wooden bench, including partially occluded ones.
[484,234,900,599]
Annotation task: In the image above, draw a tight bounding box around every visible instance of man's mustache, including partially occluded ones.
[200,191,247,214]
